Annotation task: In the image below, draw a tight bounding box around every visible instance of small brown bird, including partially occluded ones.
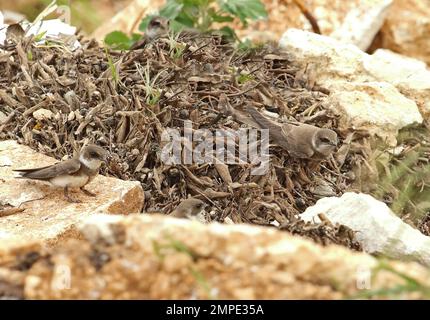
[247,106,338,160]
[170,198,207,221]
[129,16,170,50]
[14,145,108,203]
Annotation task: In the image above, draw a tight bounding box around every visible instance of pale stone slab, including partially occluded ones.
[365,49,430,120]
[0,140,144,251]
[301,192,430,267]
[379,0,430,66]
[13,213,430,299]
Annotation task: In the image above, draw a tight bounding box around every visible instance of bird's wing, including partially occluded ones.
[247,106,284,137]
[247,106,305,153]
[14,158,81,180]
[281,124,315,158]
[247,106,316,158]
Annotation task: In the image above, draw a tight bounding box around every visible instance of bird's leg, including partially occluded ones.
[80,187,96,197]
[64,187,81,203]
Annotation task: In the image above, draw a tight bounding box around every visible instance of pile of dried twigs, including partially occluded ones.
[0,33,363,249]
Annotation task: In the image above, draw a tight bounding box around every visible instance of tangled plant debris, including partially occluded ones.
[2,31,410,251]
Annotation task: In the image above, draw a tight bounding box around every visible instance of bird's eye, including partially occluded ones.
[151,20,161,27]
[90,151,99,158]
[320,137,330,144]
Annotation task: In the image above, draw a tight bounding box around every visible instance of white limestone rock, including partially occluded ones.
[329,81,422,145]
[329,0,392,51]
[365,49,430,119]
[301,192,430,266]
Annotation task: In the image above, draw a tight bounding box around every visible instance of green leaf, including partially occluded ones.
[181,5,201,24]
[211,14,235,23]
[34,30,47,42]
[175,11,197,28]
[217,0,267,24]
[130,33,142,42]
[168,20,188,32]
[127,33,143,50]
[237,72,255,84]
[159,0,184,19]
[182,0,209,6]
[104,31,131,50]
[208,8,234,23]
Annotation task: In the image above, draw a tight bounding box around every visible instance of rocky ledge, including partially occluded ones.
[1,213,430,299]
[0,140,144,251]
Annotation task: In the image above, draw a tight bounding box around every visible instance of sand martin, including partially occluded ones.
[129,16,170,50]
[170,197,208,222]
[247,106,338,160]
[14,144,108,203]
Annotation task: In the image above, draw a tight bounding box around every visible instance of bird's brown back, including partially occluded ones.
[14,158,81,180]
[247,106,308,156]
[170,198,206,218]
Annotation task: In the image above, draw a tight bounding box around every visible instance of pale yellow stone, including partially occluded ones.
[380,0,430,66]
[0,140,144,252]
[10,214,430,299]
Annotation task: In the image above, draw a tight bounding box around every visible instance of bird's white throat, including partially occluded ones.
[79,154,102,170]
[311,133,319,150]
[186,211,208,224]
[146,28,160,39]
